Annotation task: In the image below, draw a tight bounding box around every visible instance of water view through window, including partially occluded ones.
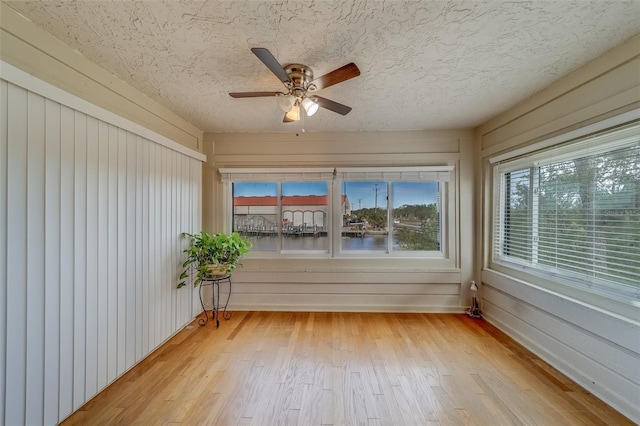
[233,180,441,253]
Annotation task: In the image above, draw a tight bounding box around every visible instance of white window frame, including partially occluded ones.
[490,110,640,301]
[220,168,334,258]
[220,166,456,261]
[333,167,454,258]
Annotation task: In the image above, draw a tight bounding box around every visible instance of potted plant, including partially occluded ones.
[177,231,252,288]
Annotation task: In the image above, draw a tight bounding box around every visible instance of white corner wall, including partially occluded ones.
[0,63,204,425]
[475,34,640,423]
[204,129,476,312]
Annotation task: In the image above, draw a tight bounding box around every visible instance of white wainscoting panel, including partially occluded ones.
[0,77,203,424]
[228,271,463,312]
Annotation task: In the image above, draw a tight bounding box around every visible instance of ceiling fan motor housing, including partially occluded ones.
[284,64,316,98]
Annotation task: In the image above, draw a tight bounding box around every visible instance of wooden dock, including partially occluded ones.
[341,227,365,237]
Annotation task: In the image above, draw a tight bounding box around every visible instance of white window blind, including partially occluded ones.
[336,166,453,182]
[493,121,640,292]
[219,168,334,182]
[220,167,453,183]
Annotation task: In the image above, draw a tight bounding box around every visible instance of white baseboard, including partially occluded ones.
[227,303,467,313]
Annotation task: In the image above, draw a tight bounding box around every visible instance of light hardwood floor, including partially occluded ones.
[62,312,632,425]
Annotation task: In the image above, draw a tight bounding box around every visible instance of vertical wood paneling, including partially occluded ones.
[85,115,99,401]
[58,105,75,419]
[180,155,189,323]
[125,132,136,368]
[192,159,202,314]
[43,99,61,425]
[135,135,143,361]
[1,78,202,424]
[175,152,181,324]
[96,120,109,391]
[117,128,127,376]
[25,90,46,426]
[0,80,7,425]
[162,147,170,339]
[174,153,181,324]
[158,147,165,341]
[170,150,177,330]
[148,143,157,349]
[5,83,28,426]
[141,138,150,355]
[107,124,118,384]
[73,111,87,410]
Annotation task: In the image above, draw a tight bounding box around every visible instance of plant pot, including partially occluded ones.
[201,263,231,279]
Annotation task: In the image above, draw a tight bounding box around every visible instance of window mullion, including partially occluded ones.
[531,166,540,264]
[387,181,392,254]
[277,182,282,252]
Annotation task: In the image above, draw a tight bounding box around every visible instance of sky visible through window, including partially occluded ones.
[234,181,438,208]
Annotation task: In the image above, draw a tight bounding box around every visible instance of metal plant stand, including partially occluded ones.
[198,275,232,327]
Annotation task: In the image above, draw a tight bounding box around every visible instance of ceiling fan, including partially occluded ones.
[229,48,360,123]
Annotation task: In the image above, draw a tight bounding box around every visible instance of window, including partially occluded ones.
[221,166,454,258]
[339,180,442,253]
[232,182,279,251]
[340,180,388,252]
[232,181,330,252]
[492,121,640,295]
[391,182,441,252]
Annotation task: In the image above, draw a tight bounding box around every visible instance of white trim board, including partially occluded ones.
[488,107,640,164]
[0,60,206,162]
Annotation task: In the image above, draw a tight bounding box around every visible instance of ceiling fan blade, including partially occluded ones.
[283,113,294,123]
[229,91,280,98]
[251,47,291,84]
[310,63,360,90]
[313,96,352,115]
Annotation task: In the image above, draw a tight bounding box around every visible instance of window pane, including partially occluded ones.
[536,147,640,287]
[502,168,532,260]
[341,181,388,251]
[233,182,278,251]
[281,182,329,251]
[391,182,441,251]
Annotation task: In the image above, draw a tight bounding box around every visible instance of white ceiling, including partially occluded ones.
[5,1,640,133]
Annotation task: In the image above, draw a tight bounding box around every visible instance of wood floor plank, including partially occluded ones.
[60,313,634,425]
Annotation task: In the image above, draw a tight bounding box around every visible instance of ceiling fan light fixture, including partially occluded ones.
[302,97,319,117]
[278,94,295,112]
[285,103,300,121]
[230,48,360,122]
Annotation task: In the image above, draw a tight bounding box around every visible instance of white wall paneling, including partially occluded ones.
[5,81,28,426]
[0,68,204,423]
[0,80,7,425]
[229,271,461,312]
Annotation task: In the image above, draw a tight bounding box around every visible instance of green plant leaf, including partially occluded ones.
[177,230,251,289]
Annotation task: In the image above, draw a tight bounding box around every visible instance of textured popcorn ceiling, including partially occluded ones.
[5,1,640,133]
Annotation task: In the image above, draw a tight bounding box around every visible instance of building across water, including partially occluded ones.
[233,195,350,236]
